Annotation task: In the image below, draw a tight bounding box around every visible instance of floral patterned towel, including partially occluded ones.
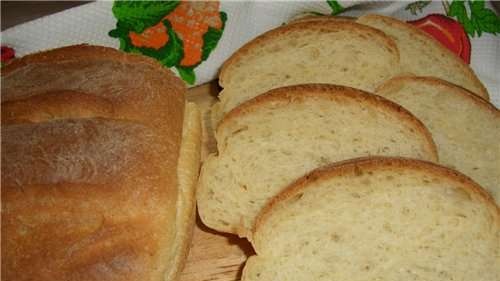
[2,1,499,106]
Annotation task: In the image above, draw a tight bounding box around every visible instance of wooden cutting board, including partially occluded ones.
[179,81,254,281]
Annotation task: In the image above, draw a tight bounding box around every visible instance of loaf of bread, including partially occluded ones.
[198,84,438,237]
[212,20,400,124]
[1,45,201,281]
[375,76,499,204]
[357,14,489,100]
[243,157,500,281]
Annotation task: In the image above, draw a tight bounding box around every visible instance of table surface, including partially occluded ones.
[1,1,90,31]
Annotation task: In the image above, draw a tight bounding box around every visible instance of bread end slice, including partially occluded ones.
[165,102,201,281]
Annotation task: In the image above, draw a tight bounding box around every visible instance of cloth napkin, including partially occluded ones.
[2,0,499,106]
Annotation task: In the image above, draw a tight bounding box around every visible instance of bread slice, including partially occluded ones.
[197,84,438,237]
[212,20,400,124]
[166,102,201,281]
[357,14,489,100]
[243,157,500,281]
[375,76,499,205]
[1,45,201,281]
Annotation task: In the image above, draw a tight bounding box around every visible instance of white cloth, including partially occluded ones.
[2,1,499,106]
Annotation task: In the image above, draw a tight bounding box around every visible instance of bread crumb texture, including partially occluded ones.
[357,14,488,99]
[198,85,437,236]
[215,20,400,121]
[244,158,500,281]
[376,76,499,204]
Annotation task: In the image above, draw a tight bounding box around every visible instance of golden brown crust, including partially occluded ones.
[376,76,499,113]
[1,44,186,122]
[219,20,400,88]
[1,45,192,281]
[217,84,439,161]
[1,121,177,281]
[1,44,171,76]
[1,90,116,124]
[254,156,500,237]
[358,14,489,100]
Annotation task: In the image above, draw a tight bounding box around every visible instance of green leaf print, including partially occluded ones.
[327,0,344,15]
[201,11,227,61]
[448,0,500,37]
[112,0,179,33]
[109,0,228,85]
[176,66,195,85]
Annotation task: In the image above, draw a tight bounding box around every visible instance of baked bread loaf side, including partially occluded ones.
[1,45,201,281]
[244,157,500,281]
[212,20,400,124]
[198,84,437,237]
[375,76,499,204]
[357,14,489,100]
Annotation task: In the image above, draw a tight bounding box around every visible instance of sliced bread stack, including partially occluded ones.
[197,13,499,280]
[242,157,500,281]
[198,84,437,236]
[375,76,500,203]
[212,14,489,126]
